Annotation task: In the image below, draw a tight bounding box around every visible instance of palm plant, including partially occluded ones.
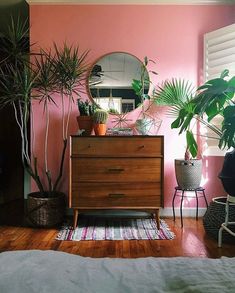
[154,78,198,158]
[0,18,90,197]
[154,70,235,158]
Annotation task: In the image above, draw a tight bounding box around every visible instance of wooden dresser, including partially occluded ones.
[69,136,164,229]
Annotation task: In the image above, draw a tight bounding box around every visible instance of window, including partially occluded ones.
[203,23,235,156]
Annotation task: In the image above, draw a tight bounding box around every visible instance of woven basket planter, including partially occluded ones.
[175,159,202,189]
[203,197,235,243]
[27,192,66,228]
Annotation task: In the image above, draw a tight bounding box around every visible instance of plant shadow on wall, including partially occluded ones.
[0,17,90,227]
[154,70,235,192]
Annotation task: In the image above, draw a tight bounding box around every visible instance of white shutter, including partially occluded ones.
[203,23,235,156]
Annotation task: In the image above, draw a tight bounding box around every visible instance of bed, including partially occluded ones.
[0,250,234,293]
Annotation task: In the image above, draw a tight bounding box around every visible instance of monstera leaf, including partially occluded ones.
[220,105,235,149]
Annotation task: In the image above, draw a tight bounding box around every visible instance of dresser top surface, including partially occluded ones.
[71,135,164,138]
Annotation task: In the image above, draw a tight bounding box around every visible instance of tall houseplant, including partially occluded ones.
[154,70,235,191]
[154,78,202,189]
[0,18,90,226]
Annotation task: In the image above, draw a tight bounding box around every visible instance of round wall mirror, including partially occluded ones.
[87,52,149,114]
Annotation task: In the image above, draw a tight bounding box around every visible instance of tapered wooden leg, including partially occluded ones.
[73,209,79,230]
[155,209,160,230]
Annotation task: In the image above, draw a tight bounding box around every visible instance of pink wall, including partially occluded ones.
[30,4,234,207]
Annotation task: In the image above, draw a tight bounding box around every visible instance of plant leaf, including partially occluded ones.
[186,130,198,158]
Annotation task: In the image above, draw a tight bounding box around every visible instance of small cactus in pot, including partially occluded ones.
[93,109,108,135]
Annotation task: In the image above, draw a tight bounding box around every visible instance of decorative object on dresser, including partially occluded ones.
[93,109,109,135]
[69,136,164,230]
[77,99,98,136]
[87,52,147,114]
[87,52,161,135]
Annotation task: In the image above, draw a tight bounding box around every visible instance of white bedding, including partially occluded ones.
[0,250,234,293]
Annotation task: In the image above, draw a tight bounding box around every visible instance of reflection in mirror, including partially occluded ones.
[88,52,149,114]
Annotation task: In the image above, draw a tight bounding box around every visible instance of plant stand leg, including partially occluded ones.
[172,188,177,221]
[202,189,208,208]
[195,190,199,221]
[180,190,185,228]
[155,209,160,230]
[73,209,79,230]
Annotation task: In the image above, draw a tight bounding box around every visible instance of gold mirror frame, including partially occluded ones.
[87,52,149,114]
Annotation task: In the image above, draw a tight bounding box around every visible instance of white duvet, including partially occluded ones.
[0,250,234,293]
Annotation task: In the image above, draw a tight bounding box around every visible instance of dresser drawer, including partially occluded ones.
[71,158,162,182]
[71,136,163,157]
[70,182,161,208]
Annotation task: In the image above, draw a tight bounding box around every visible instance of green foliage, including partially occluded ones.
[0,17,90,196]
[77,99,98,116]
[93,109,108,124]
[131,56,157,113]
[0,16,30,68]
[52,43,89,97]
[108,108,119,114]
[153,69,235,158]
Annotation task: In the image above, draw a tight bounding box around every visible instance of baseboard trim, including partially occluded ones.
[160,207,207,217]
[66,207,207,218]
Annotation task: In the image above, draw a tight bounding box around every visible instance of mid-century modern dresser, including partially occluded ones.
[69,136,164,229]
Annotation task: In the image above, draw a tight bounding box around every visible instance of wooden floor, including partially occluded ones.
[0,200,235,258]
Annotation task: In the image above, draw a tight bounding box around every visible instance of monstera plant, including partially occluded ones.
[154,70,235,191]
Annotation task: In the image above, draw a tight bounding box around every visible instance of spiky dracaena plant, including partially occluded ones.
[0,18,90,197]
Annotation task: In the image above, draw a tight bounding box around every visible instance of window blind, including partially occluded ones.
[203,23,235,156]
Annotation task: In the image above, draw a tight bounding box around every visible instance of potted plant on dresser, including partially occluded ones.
[93,109,109,135]
[154,78,202,189]
[0,18,90,227]
[77,98,98,136]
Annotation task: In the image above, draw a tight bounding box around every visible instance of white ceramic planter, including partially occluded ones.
[175,159,202,189]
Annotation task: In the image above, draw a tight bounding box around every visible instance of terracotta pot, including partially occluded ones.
[76,116,93,136]
[27,192,65,227]
[94,123,107,135]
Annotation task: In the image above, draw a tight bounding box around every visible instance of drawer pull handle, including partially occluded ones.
[108,168,125,172]
[139,145,145,149]
[109,193,125,198]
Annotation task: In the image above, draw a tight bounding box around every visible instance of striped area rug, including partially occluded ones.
[56,218,175,241]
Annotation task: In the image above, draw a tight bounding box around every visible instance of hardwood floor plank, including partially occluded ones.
[0,203,235,258]
[1,218,234,258]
